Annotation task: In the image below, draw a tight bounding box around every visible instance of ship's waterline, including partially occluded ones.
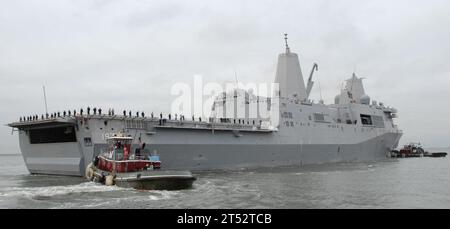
[2,152,450,209]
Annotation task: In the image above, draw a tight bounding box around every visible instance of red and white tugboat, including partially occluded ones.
[390,143,447,158]
[85,134,196,190]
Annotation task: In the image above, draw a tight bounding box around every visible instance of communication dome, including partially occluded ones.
[360,94,370,105]
[248,88,254,95]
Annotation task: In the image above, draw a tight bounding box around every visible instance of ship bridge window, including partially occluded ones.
[282,112,293,119]
[84,137,92,146]
[360,114,373,125]
[372,115,385,128]
[29,126,77,144]
[313,113,325,122]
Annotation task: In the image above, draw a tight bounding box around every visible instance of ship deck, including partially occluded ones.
[7,118,76,129]
[7,115,276,133]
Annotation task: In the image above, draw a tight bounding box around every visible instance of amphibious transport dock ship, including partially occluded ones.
[8,37,402,176]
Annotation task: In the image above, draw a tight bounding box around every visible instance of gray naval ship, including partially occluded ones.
[8,37,402,176]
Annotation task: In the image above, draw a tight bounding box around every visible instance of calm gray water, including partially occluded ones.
[1,148,450,209]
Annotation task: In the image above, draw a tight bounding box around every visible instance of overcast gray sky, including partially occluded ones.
[1,0,450,154]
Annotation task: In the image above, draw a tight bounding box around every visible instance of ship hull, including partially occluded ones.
[150,132,401,170]
[17,131,84,176]
[16,129,401,176]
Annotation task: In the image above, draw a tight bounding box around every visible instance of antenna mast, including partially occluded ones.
[318,80,323,104]
[234,69,240,90]
[284,33,290,53]
[43,85,48,114]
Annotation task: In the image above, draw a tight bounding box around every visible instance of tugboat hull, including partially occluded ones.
[91,168,196,190]
[114,171,196,190]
